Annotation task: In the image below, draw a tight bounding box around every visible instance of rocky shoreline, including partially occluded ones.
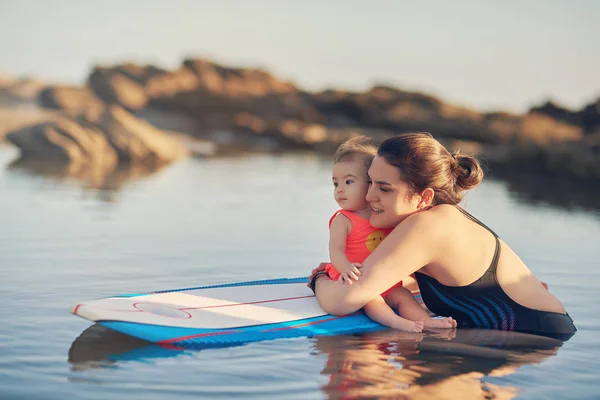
[1,58,598,185]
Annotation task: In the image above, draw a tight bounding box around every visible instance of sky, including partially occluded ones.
[0,0,598,113]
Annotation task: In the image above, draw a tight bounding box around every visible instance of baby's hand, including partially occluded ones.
[338,262,362,285]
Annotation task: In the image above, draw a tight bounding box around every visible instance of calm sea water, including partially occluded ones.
[0,143,599,399]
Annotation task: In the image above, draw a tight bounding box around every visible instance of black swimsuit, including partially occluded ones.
[413,207,577,340]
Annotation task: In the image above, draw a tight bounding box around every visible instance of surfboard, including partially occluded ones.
[70,277,423,348]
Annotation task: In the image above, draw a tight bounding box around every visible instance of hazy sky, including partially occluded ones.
[0,0,598,112]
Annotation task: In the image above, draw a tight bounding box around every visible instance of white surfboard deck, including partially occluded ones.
[72,281,324,329]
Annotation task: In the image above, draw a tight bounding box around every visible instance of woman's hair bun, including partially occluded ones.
[453,152,483,190]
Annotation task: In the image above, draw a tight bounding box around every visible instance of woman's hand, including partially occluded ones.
[308,262,329,288]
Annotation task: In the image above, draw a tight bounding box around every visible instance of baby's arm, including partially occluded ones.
[329,214,362,284]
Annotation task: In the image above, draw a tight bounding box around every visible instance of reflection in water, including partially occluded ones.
[489,171,600,213]
[7,158,163,200]
[69,324,565,399]
[314,329,564,399]
[68,324,187,372]
[5,145,600,213]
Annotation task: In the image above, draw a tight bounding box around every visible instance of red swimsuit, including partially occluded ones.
[326,209,402,296]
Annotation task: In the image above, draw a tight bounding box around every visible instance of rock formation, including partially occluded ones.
[5,105,189,170]
[2,57,599,184]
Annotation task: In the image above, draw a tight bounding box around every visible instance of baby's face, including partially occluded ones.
[332,161,370,211]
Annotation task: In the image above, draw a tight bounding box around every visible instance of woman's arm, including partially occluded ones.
[315,213,436,315]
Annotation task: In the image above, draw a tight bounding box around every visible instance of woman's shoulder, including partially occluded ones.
[409,204,461,223]
[431,204,462,217]
[403,204,461,236]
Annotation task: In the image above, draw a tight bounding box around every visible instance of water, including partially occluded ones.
[0,144,599,399]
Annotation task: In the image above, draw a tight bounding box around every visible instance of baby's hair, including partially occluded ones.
[333,135,377,170]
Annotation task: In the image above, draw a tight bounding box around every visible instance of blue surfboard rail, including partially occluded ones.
[100,311,385,348]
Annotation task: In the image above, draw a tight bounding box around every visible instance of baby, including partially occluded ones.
[326,136,455,332]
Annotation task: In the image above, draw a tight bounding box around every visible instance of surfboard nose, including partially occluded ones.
[70,303,83,315]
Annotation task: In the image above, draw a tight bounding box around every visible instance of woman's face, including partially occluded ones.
[366,155,421,228]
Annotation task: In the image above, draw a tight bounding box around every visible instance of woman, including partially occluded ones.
[310,132,576,340]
